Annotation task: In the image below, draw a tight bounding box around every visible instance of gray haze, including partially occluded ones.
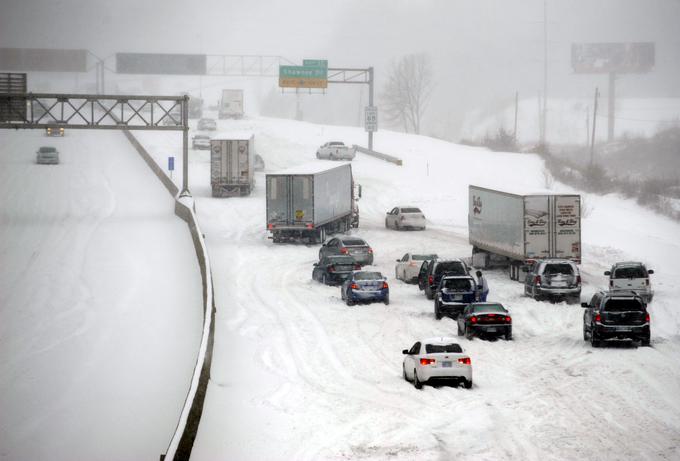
[2,0,679,138]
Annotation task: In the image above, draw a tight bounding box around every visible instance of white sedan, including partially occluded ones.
[385,206,426,230]
[395,253,437,283]
[402,338,472,389]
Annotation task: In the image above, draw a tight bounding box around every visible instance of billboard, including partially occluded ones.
[0,48,87,72]
[116,53,207,75]
[571,42,654,74]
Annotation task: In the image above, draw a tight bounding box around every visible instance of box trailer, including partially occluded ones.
[218,89,244,119]
[468,185,581,279]
[266,162,358,243]
[210,133,255,197]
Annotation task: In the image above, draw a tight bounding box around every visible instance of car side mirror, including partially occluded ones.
[647,269,654,274]
[396,259,400,262]
[313,263,318,267]
[402,349,409,355]
[604,271,611,276]
[581,302,589,308]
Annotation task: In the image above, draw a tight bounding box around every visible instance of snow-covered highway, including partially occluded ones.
[135,116,680,460]
[0,129,202,460]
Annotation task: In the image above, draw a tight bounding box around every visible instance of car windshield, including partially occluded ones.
[613,266,647,278]
[413,254,437,261]
[425,343,463,353]
[471,304,506,313]
[39,147,56,153]
[543,263,574,275]
[442,278,473,290]
[354,272,383,281]
[400,208,422,213]
[342,238,366,247]
[329,142,344,146]
[435,262,466,276]
[604,299,644,312]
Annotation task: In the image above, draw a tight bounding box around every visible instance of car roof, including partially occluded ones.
[420,337,463,345]
[441,275,473,280]
[469,302,506,308]
[612,261,646,267]
[601,290,644,298]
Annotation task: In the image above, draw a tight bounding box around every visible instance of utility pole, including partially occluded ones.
[368,66,374,150]
[586,106,590,148]
[608,72,616,142]
[590,87,599,167]
[541,0,548,148]
[514,91,519,144]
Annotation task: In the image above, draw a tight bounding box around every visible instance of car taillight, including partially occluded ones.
[382,281,389,289]
[367,248,373,254]
[576,275,581,284]
[594,314,601,323]
[534,275,542,285]
[645,313,650,323]
[351,283,358,290]
[505,316,512,323]
[428,275,433,285]
[267,223,274,229]
[458,357,471,365]
[306,223,314,229]
[340,248,348,254]
[354,264,361,270]
[420,358,435,365]
[328,267,335,272]
[470,316,478,323]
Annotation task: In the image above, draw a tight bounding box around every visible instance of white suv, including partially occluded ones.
[605,262,654,303]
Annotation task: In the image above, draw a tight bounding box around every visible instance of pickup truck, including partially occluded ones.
[316,142,356,160]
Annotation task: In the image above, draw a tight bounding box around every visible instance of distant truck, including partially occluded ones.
[468,185,581,280]
[266,162,360,243]
[188,95,203,119]
[210,133,255,197]
[218,89,244,119]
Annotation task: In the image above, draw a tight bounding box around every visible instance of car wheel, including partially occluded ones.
[590,329,601,348]
[395,268,400,280]
[465,325,474,340]
[426,290,434,300]
[384,295,390,306]
[385,218,389,229]
[346,296,354,306]
[413,370,423,389]
[395,222,400,231]
[434,302,442,320]
[464,379,473,389]
[403,364,408,381]
[505,330,512,341]
[583,323,590,341]
[322,274,328,285]
[641,334,651,347]
[457,322,463,336]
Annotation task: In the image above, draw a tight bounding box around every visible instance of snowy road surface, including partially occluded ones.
[0,130,202,460]
[136,118,680,459]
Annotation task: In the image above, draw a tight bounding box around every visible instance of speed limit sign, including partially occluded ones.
[365,106,378,132]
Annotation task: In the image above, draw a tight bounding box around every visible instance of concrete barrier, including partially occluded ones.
[353,144,403,166]
[120,130,215,461]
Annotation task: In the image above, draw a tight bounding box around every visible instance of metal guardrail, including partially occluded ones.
[353,144,403,166]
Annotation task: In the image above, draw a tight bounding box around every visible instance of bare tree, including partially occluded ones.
[381,53,434,134]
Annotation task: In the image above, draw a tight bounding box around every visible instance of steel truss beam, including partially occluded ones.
[0,92,191,195]
[205,55,295,77]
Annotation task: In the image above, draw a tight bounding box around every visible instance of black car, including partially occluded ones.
[312,255,360,285]
[421,259,470,300]
[582,290,650,347]
[434,275,479,319]
[457,303,512,340]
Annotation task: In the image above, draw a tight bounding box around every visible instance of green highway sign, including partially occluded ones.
[279,64,328,89]
[302,59,328,69]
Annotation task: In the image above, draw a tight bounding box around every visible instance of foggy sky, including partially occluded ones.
[2,0,679,137]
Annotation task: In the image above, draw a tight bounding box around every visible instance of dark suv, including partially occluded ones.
[434,275,479,319]
[420,259,470,300]
[582,290,650,347]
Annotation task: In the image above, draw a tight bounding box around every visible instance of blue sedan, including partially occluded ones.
[341,271,389,306]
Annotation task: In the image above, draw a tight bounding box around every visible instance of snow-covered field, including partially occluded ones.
[0,130,203,460]
[133,115,680,460]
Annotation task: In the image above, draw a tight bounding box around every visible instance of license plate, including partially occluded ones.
[454,295,462,301]
[486,328,497,332]
[442,361,452,368]
[552,282,567,287]
[615,327,632,332]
